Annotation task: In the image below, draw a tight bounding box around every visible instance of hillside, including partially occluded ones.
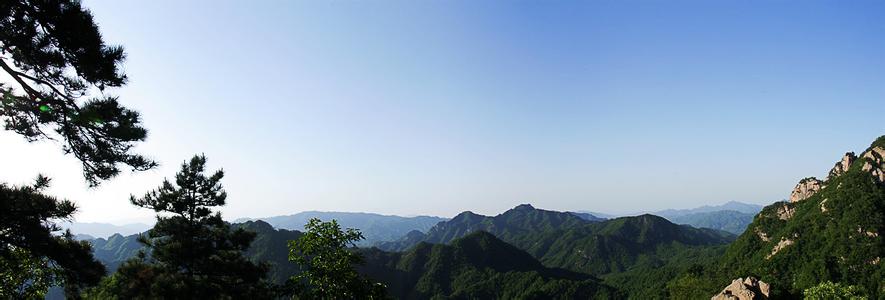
[376,204,590,252]
[538,214,733,275]
[717,136,885,298]
[377,204,734,279]
[240,211,446,246]
[90,233,145,271]
[233,221,304,283]
[360,231,622,299]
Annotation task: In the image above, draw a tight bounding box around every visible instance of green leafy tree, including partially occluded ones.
[804,281,868,300]
[89,155,274,299]
[0,246,62,299]
[288,218,387,299]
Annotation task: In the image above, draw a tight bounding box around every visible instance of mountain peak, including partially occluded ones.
[512,204,535,211]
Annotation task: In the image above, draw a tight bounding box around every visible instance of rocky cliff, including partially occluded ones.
[717,135,885,298]
[711,277,770,300]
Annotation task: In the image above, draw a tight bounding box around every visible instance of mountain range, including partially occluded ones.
[236,211,447,246]
[79,204,735,299]
[360,231,622,299]
[653,200,764,218]
[576,201,765,235]
[60,222,152,239]
[68,146,884,300]
[665,210,757,234]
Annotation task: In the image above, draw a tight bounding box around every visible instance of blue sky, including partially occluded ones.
[2,0,884,223]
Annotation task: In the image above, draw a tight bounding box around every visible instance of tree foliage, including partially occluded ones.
[1,1,154,296]
[0,0,155,186]
[0,176,105,298]
[288,218,387,299]
[0,247,62,299]
[88,155,274,299]
[804,281,868,300]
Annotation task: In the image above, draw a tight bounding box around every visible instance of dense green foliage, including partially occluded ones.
[1,1,154,297]
[600,245,727,299]
[804,281,868,300]
[0,247,63,299]
[288,218,387,299]
[88,155,274,299]
[362,231,622,299]
[248,211,446,246]
[717,137,885,298]
[0,177,105,297]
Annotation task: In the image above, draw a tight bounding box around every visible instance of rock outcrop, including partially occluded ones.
[860,146,885,183]
[827,152,856,180]
[775,204,795,220]
[789,177,822,203]
[766,236,794,259]
[711,277,770,300]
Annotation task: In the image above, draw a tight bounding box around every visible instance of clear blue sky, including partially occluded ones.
[2,0,884,223]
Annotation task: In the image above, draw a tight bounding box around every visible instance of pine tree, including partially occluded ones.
[288,218,388,299]
[0,176,105,297]
[1,0,155,297]
[0,0,156,186]
[94,155,273,299]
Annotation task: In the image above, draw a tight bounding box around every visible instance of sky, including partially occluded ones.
[1,0,884,224]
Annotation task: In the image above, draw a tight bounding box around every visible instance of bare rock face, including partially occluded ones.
[860,147,885,183]
[711,277,770,300]
[776,204,795,220]
[827,152,856,180]
[755,227,770,242]
[789,177,823,203]
[767,237,795,259]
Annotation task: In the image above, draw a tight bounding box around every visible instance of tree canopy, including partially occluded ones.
[0,176,105,297]
[288,218,388,299]
[1,1,156,297]
[89,155,274,299]
[0,0,155,186]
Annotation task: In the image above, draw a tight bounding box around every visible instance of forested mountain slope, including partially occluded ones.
[717,136,885,298]
[360,231,623,299]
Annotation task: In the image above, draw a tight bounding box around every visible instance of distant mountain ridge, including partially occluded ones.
[376,204,589,251]
[654,201,764,219]
[666,210,756,234]
[238,211,447,246]
[60,222,151,239]
[570,201,764,235]
[377,204,734,276]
